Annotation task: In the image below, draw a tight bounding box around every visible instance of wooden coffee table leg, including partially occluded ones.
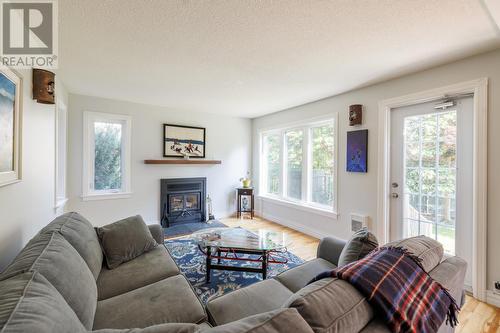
[206,247,212,283]
[262,250,268,280]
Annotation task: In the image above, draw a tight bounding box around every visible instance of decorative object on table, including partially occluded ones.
[346,129,368,173]
[239,171,252,188]
[0,67,22,187]
[32,68,55,104]
[163,124,205,158]
[165,228,304,304]
[348,104,363,126]
[206,195,215,220]
[199,231,221,242]
[237,187,254,218]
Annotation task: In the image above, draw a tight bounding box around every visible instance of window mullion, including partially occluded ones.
[303,127,311,203]
[280,130,286,198]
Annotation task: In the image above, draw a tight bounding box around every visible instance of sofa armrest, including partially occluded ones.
[148,224,164,244]
[199,308,314,333]
[429,256,467,307]
[316,236,346,266]
[92,323,199,333]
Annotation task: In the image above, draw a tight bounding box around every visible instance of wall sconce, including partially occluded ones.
[33,68,55,104]
[349,104,363,126]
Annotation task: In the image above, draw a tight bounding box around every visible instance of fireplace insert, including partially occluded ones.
[160,178,206,227]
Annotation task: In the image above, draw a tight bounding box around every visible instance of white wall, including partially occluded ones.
[66,94,252,226]
[253,48,500,290]
[0,70,68,270]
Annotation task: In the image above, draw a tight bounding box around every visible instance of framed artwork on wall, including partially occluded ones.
[346,129,368,173]
[163,124,206,158]
[0,67,22,187]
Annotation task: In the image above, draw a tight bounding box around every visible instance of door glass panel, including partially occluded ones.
[403,111,457,254]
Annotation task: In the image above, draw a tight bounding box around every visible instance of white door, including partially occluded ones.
[390,96,473,289]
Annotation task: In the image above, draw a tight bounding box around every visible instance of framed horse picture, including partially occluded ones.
[163,124,206,158]
[0,67,22,187]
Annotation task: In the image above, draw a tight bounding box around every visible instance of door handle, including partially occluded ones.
[391,193,399,198]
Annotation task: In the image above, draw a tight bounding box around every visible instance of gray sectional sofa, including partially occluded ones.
[206,235,468,333]
[0,212,467,333]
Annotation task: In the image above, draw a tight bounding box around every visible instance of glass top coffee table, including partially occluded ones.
[193,228,290,283]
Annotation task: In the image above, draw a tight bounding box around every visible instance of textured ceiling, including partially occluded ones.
[58,0,500,118]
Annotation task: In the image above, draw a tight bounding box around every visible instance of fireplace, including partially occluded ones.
[160,178,206,227]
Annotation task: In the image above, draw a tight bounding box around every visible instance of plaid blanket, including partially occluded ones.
[312,247,459,333]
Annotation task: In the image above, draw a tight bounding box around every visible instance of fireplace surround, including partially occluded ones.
[160,178,206,228]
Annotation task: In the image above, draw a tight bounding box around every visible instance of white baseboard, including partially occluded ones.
[258,211,333,240]
[486,290,500,308]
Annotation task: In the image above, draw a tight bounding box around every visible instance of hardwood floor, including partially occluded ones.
[221,216,500,333]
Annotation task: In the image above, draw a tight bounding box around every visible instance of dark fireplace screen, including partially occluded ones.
[161,178,206,227]
[169,193,200,212]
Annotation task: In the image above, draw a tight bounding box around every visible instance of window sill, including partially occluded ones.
[81,192,132,201]
[257,195,338,219]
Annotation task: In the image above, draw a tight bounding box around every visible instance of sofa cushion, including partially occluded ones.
[274,258,336,293]
[97,245,180,300]
[0,271,86,333]
[206,279,293,326]
[386,235,443,272]
[93,274,206,329]
[337,228,378,267]
[93,323,200,333]
[283,277,373,333]
[97,215,158,269]
[40,212,103,279]
[201,308,314,333]
[0,232,97,329]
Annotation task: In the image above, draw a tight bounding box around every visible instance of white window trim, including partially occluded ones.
[82,111,132,201]
[54,99,68,209]
[259,114,338,216]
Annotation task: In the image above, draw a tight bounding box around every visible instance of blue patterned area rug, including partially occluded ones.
[163,220,228,239]
[164,228,304,304]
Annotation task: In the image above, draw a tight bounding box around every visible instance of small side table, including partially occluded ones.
[237,187,254,219]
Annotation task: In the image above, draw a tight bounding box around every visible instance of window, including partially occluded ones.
[83,112,131,200]
[311,123,335,207]
[262,133,281,195]
[260,117,337,214]
[55,101,68,208]
[285,129,303,200]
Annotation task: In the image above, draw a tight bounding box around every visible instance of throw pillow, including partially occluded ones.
[386,235,444,272]
[337,228,378,266]
[97,215,158,269]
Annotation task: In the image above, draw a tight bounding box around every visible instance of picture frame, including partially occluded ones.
[240,195,252,212]
[346,129,368,173]
[163,124,206,158]
[0,67,22,187]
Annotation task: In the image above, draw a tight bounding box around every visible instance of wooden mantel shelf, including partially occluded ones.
[144,159,221,165]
